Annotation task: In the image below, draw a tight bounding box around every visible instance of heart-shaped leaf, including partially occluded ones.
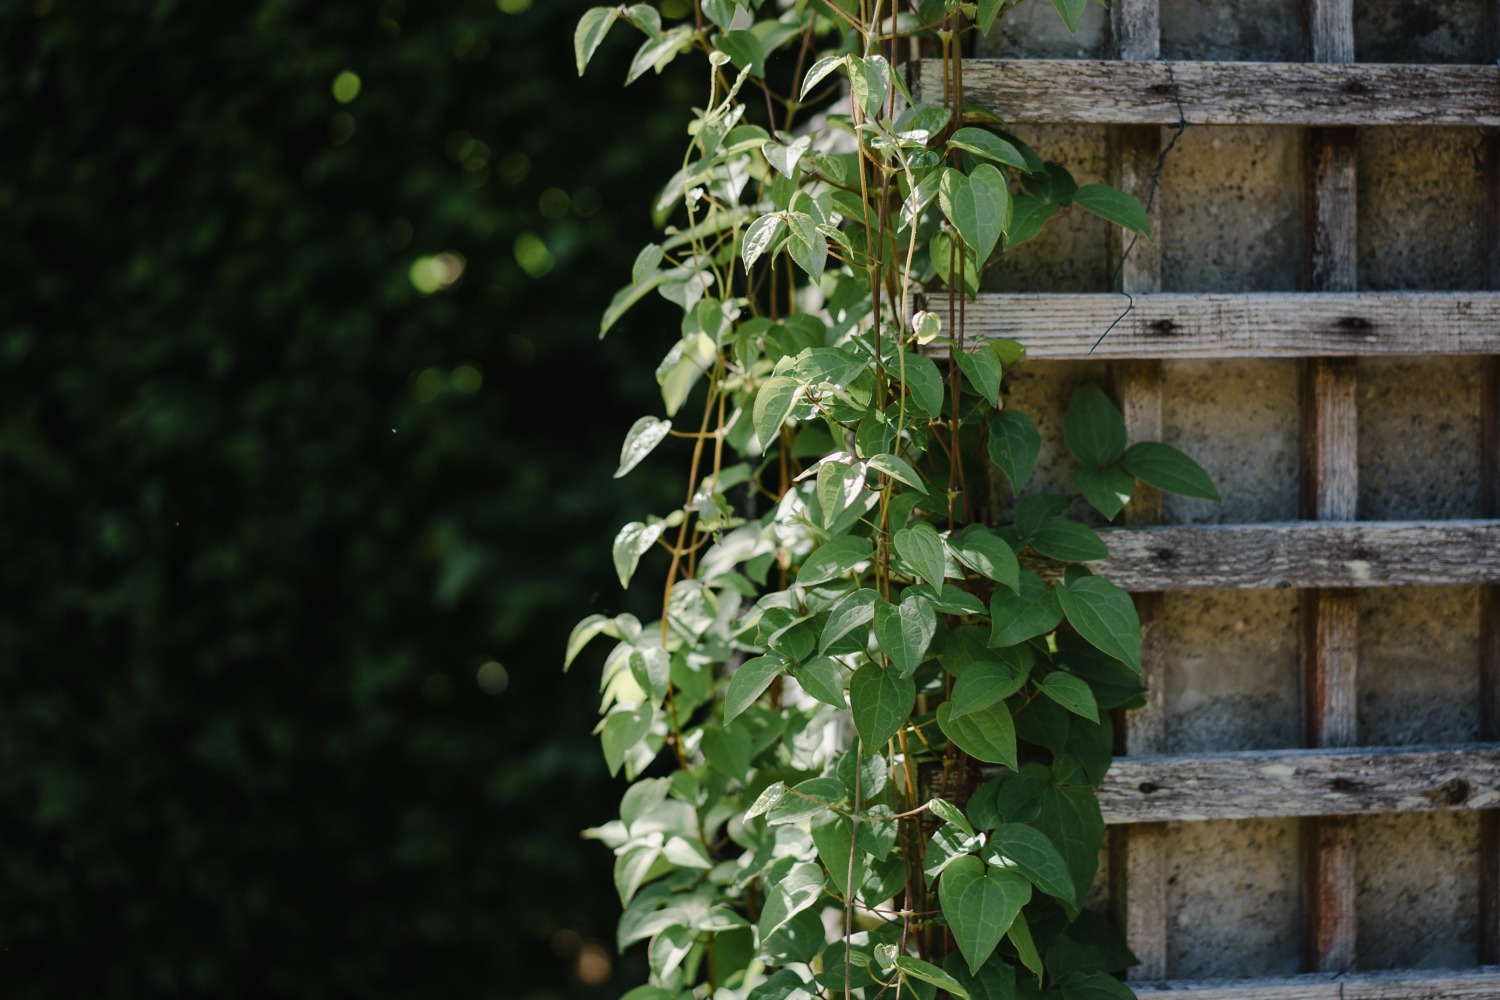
[939,164,1009,264]
[849,661,916,748]
[874,594,937,677]
[937,699,1018,768]
[940,855,1032,973]
[1057,576,1142,671]
[894,521,949,587]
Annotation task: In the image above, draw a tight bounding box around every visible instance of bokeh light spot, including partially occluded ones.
[538,187,570,219]
[475,661,508,694]
[408,252,466,294]
[498,151,530,184]
[332,70,362,103]
[575,943,611,985]
[452,364,483,393]
[512,233,553,278]
[497,0,531,13]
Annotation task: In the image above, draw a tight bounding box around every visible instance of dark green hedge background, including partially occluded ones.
[0,1,692,996]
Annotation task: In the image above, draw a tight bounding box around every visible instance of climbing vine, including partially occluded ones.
[568,2,1220,998]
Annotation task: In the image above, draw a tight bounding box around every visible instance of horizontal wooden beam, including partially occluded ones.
[1085,521,1500,591]
[1096,744,1500,824]
[911,59,1500,126]
[939,292,1500,359]
[1132,967,1500,1000]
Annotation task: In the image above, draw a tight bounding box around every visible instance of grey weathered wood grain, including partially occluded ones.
[1085,520,1500,591]
[936,292,1500,358]
[910,59,1500,126]
[1132,967,1500,1000]
[1104,2,1168,979]
[1093,744,1500,823]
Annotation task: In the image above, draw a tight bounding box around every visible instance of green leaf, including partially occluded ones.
[949,660,1029,720]
[565,613,610,671]
[1064,384,1127,466]
[793,655,847,708]
[620,777,669,832]
[939,855,1032,974]
[801,54,846,100]
[753,375,802,450]
[615,841,665,905]
[1014,493,1072,537]
[1030,519,1109,562]
[715,29,765,78]
[616,416,673,478]
[987,410,1041,492]
[767,775,847,825]
[613,519,665,588]
[929,797,975,835]
[632,243,664,285]
[1036,783,1106,897]
[937,700,1019,768]
[1005,194,1060,250]
[742,213,785,271]
[896,956,972,1000]
[957,346,1003,408]
[1073,184,1153,240]
[930,229,980,296]
[897,351,945,420]
[758,861,826,939]
[657,331,717,416]
[810,814,865,898]
[1051,0,1089,33]
[629,647,670,704]
[725,654,786,723]
[1075,464,1136,521]
[867,452,929,493]
[983,823,1078,909]
[818,458,867,531]
[976,0,1006,34]
[575,7,618,76]
[701,722,754,782]
[601,703,654,776]
[942,953,1018,1000]
[989,571,1062,647]
[874,594,937,677]
[894,522,948,587]
[849,661,916,749]
[626,26,691,85]
[746,782,787,820]
[850,54,891,120]
[1057,576,1142,671]
[1060,972,1140,1000]
[906,583,987,616]
[763,135,812,179]
[947,128,1028,170]
[1122,441,1222,501]
[939,164,1009,264]
[924,819,982,883]
[819,588,879,653]
[786,210,827,284]
[1038,672,1100,723]
[1008,910,1045,983]
[952,526,1021,593]
[798,535,872,586]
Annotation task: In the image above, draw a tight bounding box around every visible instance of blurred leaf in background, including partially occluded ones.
[0,1,689,996]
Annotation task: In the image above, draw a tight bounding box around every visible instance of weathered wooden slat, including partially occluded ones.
[1132,967,1500,1000]
[1084,520,1500,591]
[1094,744,1500,824]
[1482,7,1500,964]
[1300,0,1360,964]
[1105,2,1168,980]
[910,59,1500,126]
[942,292,1500,358]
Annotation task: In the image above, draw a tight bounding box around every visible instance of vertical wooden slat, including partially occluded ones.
[1300,0,1359,974]
[1479,0,1500,965]
[1106,0,1168,981]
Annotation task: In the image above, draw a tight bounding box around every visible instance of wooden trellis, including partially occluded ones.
[911,0,1500,993]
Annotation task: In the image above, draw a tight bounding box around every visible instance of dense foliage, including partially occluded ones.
[570,2,1218,999]
[0,2,685,997]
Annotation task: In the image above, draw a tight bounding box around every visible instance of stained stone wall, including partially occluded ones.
[976,0,1489,978]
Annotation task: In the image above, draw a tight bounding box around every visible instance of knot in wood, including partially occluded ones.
[1336,316,1372,331]
[1344,79,1370,95]
[1151,318,1177,335]
[1137,781,1161,794]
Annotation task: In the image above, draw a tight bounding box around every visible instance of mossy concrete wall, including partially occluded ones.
[977,0,1489,977]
